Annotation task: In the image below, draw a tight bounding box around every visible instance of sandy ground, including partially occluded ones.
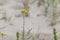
[0,0,60,40]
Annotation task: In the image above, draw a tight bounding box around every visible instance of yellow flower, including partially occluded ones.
[0,32,5,36]
[20,9,28,13]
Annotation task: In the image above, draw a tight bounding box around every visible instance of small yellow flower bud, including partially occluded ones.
[0,32,5,36]
[20,9,28,13]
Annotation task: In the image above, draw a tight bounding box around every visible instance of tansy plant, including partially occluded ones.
[16,9,25,40]
[20,9,32,40]
[21,8,27,40]
[52,5,58,40]
[16,8,28,40]
[0,32,5,40]
[42,0,58,40]
[48,0,58,40]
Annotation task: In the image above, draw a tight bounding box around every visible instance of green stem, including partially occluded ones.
[44,7,48,16]
[53,28,57,40]
[22,14,25,40]
[16,32,19,40]
[2,36,4,40]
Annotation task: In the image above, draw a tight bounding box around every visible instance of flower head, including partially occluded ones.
[0,32,5,36]
[20,9,28,13]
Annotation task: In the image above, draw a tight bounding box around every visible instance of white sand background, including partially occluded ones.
[0,0,60,40]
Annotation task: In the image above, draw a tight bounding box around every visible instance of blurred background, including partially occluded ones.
[0,0,60,40]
